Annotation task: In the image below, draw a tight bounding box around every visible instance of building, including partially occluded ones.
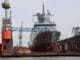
[57,35,80,54]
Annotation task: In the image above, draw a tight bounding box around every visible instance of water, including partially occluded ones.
[0,57,80,60]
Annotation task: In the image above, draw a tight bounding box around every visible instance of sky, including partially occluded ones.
[0,0,80,47]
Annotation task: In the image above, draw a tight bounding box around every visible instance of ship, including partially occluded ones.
[29,4,60,52]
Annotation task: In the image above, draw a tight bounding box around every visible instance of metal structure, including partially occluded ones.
[18,22,23,47]
[2,0,13,55]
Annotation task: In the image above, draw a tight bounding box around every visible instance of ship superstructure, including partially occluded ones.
[29,4,60,51]
[72,27,80,36]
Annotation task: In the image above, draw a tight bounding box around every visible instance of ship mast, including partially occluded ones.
[42,3,45,15]
[19,22,23,47]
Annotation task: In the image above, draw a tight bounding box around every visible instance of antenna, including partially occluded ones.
[72,27,74,34]
[42,3,45,15]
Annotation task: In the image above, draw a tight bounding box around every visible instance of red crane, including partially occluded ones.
[2,0,13,55]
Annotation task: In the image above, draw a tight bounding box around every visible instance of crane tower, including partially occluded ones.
[19,22,23,47]
[2,0,13,55]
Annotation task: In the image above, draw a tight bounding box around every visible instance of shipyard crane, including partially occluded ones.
[18,22,23,47]
[2,0,13,55]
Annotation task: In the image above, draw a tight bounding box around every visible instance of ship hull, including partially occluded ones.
[29,31,60,51]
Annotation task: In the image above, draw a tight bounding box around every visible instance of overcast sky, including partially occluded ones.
[0,0,80,47]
